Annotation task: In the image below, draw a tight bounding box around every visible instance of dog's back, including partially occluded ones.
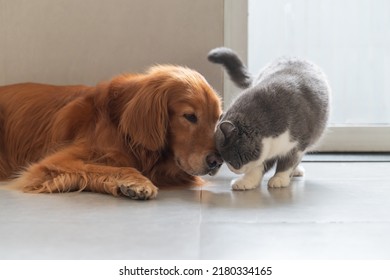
[0,83,92,178]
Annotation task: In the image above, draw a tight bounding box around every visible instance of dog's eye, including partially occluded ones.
[184,114,198,124]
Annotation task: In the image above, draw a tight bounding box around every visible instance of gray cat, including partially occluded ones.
[208,47,330,190]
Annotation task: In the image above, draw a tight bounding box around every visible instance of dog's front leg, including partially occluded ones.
[11,146,158,200]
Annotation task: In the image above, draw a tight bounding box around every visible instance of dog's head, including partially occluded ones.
[116,65,223,176]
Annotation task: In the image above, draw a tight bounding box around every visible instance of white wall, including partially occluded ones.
[0,0,224,94]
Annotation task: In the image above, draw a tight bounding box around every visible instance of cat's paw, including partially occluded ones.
[268,175,291,188]
[292,165,305,177]
[231,177,258,191]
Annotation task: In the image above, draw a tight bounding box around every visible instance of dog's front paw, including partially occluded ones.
[119,179,158,200]
[268,175,291,188]
[231,176,259,191]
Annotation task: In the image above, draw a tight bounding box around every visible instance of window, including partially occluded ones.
[224,0,390,151]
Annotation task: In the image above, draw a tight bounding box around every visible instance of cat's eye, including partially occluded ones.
[184,114,198,124]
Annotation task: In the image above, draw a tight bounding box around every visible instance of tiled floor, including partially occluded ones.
[1,159,389,260]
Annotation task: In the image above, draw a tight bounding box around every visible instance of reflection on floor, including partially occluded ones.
[1,160,389,259]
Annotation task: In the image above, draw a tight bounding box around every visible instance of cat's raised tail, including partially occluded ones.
[208,47,253,89]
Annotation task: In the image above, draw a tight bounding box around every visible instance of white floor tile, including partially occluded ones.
[1,160,389,259]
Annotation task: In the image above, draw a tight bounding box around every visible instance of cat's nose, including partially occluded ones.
[206,152,223,170]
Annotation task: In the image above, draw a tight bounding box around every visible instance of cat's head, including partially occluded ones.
[215,120,261,174]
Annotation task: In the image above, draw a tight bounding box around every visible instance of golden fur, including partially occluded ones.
[0,65,222,199]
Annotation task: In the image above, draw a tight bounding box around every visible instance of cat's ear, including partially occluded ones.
[219,121,237,145]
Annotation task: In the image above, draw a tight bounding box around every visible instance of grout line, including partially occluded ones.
[199,220,390,225]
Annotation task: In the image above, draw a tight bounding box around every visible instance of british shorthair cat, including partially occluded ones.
[208,47,330,190]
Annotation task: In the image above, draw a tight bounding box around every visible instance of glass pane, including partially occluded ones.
[248,0,390,125]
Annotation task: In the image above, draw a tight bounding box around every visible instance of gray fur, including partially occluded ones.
[209,47,330,188]
[208,47,253,89]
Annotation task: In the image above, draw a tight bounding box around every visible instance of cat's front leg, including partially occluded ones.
[268,150,303,188]
[231,166,264,191]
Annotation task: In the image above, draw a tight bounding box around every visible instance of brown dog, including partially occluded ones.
[0,65,223,199]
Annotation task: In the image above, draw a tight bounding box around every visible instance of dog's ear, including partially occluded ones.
[118,75,170,152]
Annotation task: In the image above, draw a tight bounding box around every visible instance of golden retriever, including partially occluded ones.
[0,65,223,199]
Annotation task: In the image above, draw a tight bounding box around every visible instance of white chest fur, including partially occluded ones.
[261,130,298,160]
[229,130,300,190]
[229,130,297,174]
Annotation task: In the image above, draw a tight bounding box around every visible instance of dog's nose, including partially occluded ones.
[206,152,223,170]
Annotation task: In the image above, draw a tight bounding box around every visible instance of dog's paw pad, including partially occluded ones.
[119,181,158,200]
[119,186,138,199]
